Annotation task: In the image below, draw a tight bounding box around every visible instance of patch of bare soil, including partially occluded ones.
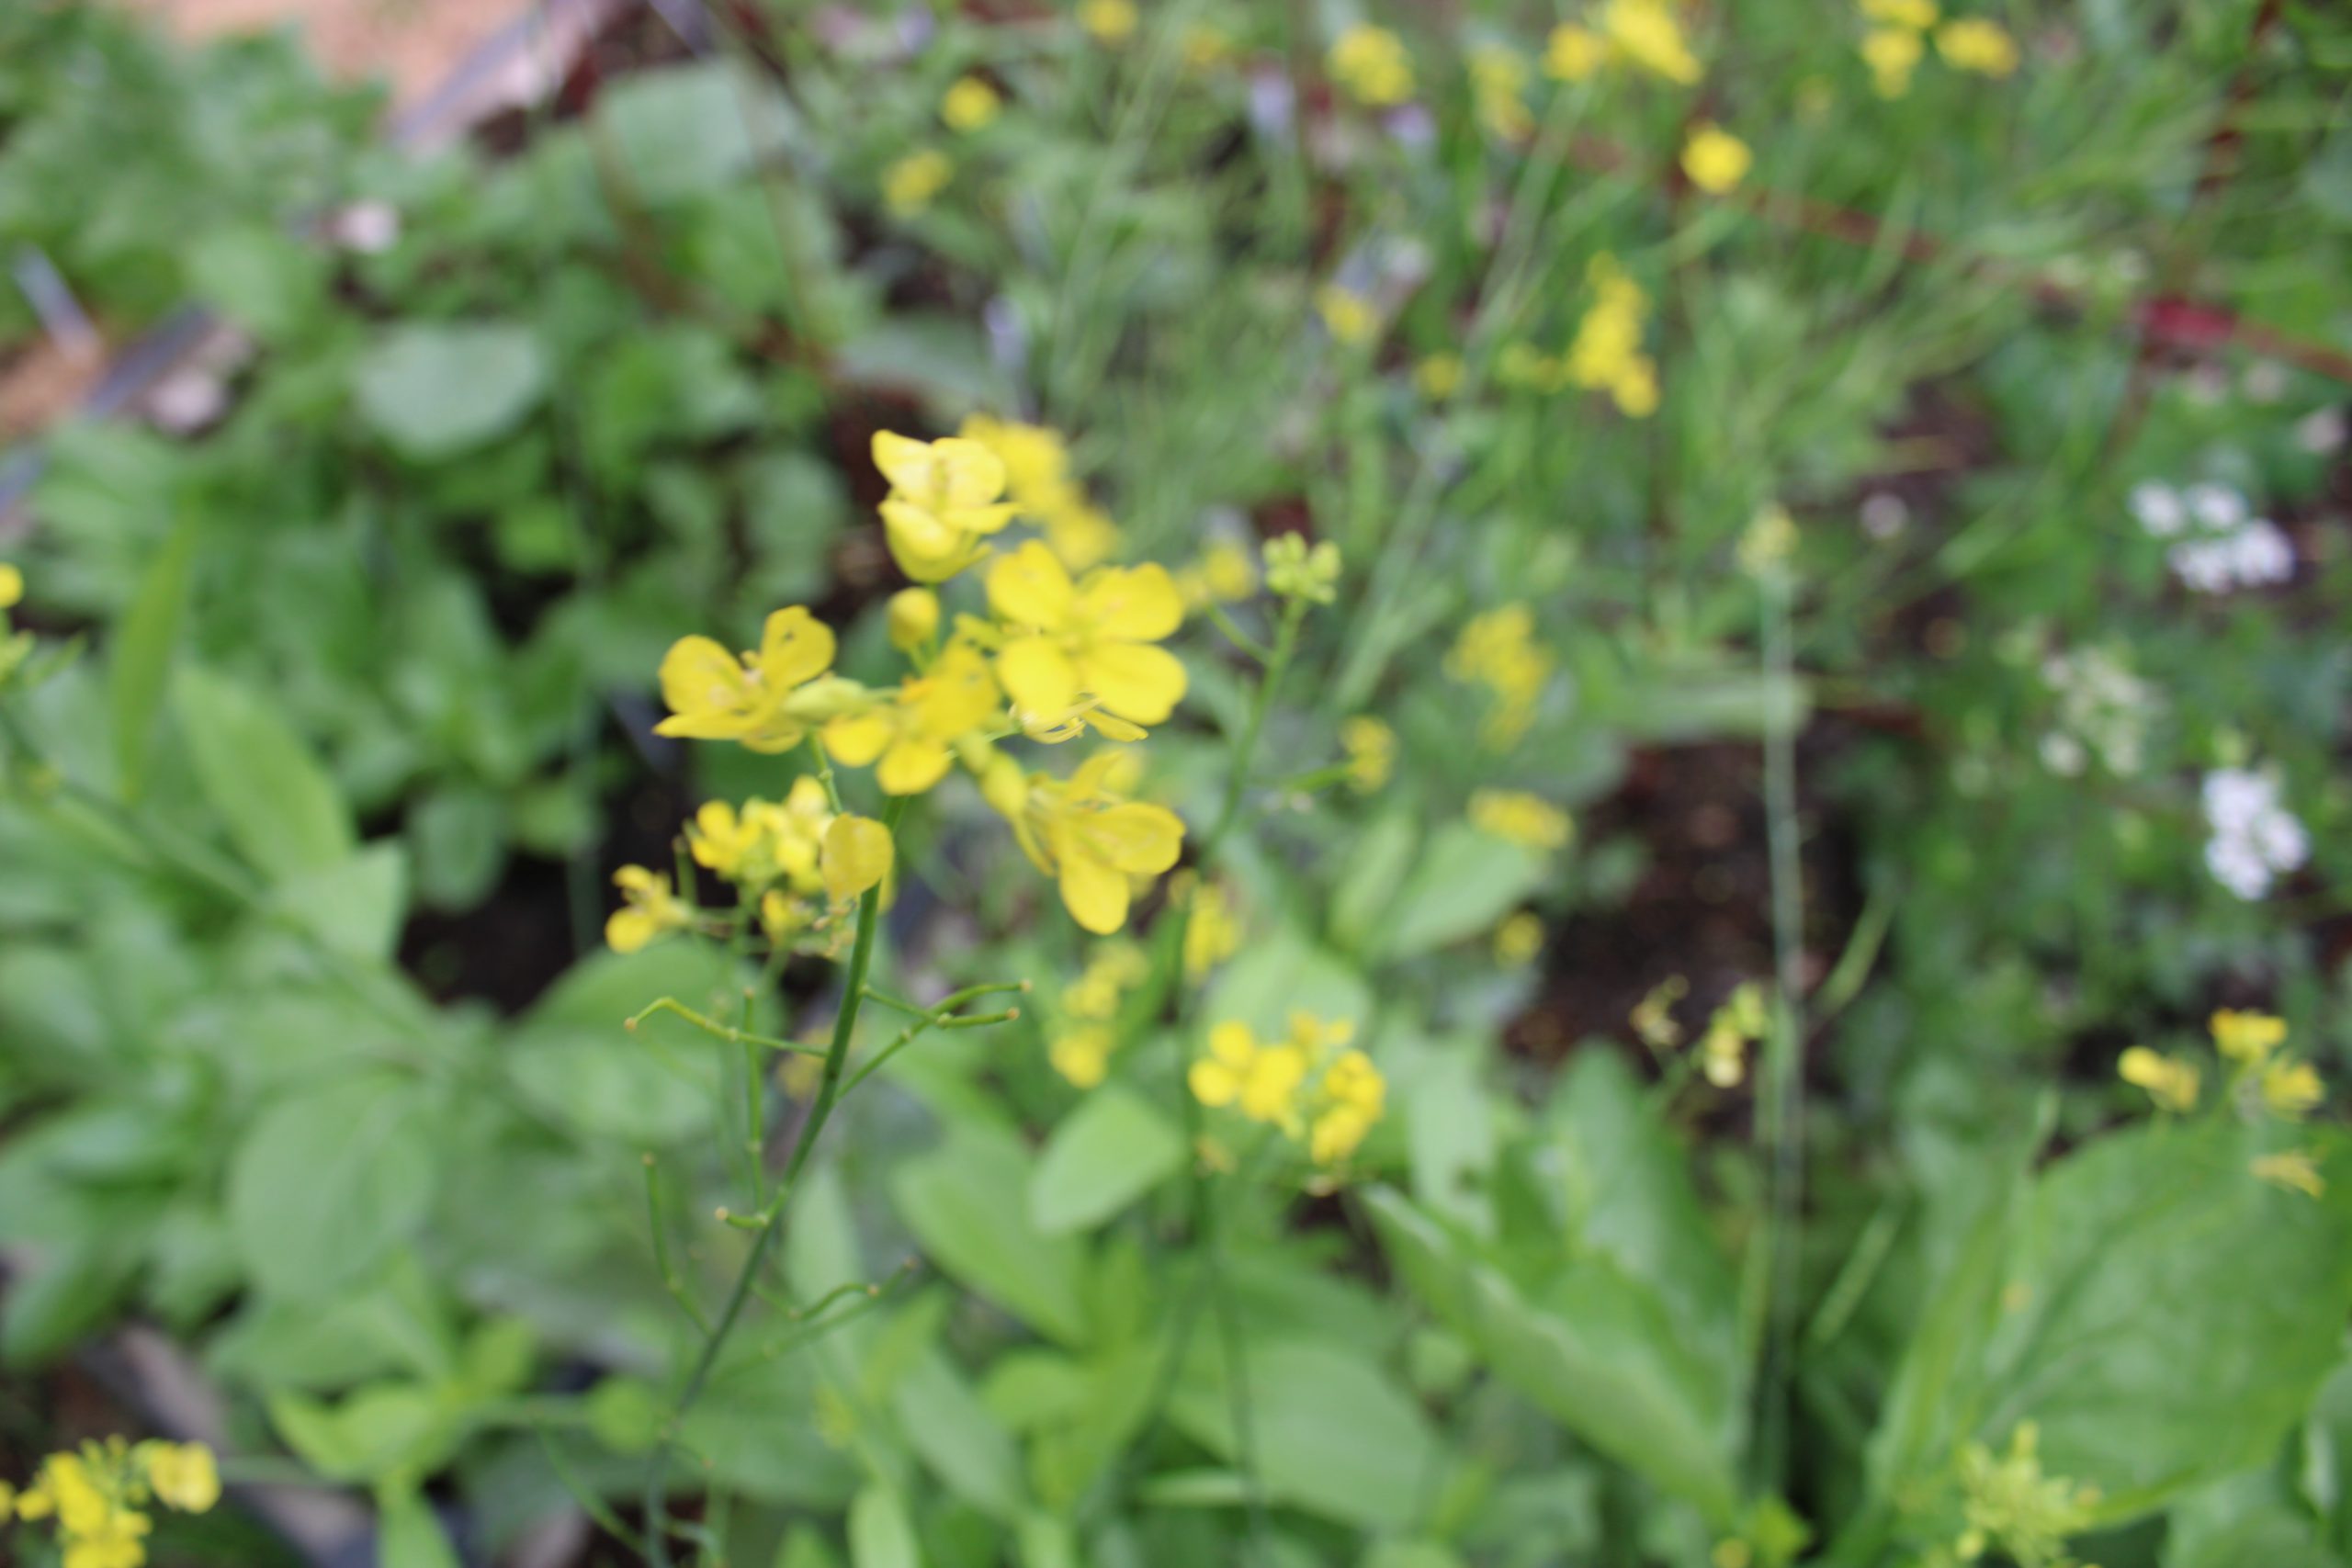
[112,0,525,107]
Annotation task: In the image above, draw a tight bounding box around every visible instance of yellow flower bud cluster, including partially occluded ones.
[1189,1011,1387,1168]
[1696,981,1769,1089]
[1468,788,1574,852]
[1446,604,1554,748]
[1049,939,1152,1088]
[6,1438,218,1568]
[1469,45,1534,143]
[1340,715,1396,793]
[0,562,28,688]
[1951,1423,2100,1568]
[1262,534,1343,605]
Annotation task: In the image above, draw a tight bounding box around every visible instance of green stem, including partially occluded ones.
[1751,565,1808,1489]
[626,998,828,1057]
[639,795,906,1565]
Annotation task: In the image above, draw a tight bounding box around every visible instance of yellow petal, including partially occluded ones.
[877,737,954,795]
[881,500,986,583]
[1209,1021,1257,1069]
[1189,1057,1241,1107]
[1074,562,1184,641]
[758,606,836,689]
[658,635,749,718]
[823,711,894,767]
[1079,642,1187,725]
[606,908,658,953]
[1058,846,1131,933]
[822,814,895,901]
[998,636,1082,717]
[914,642,1001,738]
[988,539,1076,627]
[1084,801,1186,874]
[928,437,1010,508]
[871,430,937,495]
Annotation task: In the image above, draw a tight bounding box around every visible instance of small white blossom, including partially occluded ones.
[2130,482,2186,537]
[2200,767,2309,900]
[2297,407,2346,456]
[2040,646,2157,776]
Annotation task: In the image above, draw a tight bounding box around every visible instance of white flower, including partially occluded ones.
[2184,483,2246,531]
[2200,767,2310,900]
[2041,646,2157,776]
[2150,479,2296,593]
[2296,407,2346,456]
[2130,482,2185,537]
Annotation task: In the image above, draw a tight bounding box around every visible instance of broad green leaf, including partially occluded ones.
[1396,1034,1496,1237]
[228,1074,436,1300]
[1381,821,1552,960]
[1028,1085,1183,1235]
[276,843,409,959]
[175,666,354,881]
[597,61,797,203]
[1328,808,1419,953]
[109,516,198,803]
[894,1348,1024,1520]
[1208,923,1370,1041]
[269,1382,458,1484]
[849,1483,922,1568]
[1974,1122,2352,1520]
[377,1482,463,1568]
[2165,1467,2342,1568]
[1170,1337,1441,1531]
[1365,1187,1743,1528]
[894,1128,1089,1346]
[352,322,547,461]
[1549,1051,1742,1429]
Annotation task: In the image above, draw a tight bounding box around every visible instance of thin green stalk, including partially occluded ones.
[1751,565,1808,1488]
[639,795,906,1565]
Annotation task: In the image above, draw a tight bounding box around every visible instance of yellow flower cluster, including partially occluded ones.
[1469,789,1575,852]
[960,415,1122,572]
[2118,1012,2330,1192]
[6,1438,217,1568]
[1859,2,2017,97]
[1579,0,1702,85]
[1953,1423,2100,1568]
[1174,538,1259,610]
[608,779,894,956]
[0,562,20,610]
[640,430,1193,941]
[1565,254,1660,417]
[1446,604,1554,747]
[1469,45,1534,142]
[0,563,27,687]
[1079,0,1138,45]
[1190,1011,1386,1166]
[1316,286,1380,347]
[1180,874,1244,981]
[1329,24,1414,107]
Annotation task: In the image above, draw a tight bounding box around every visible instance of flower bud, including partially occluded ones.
[887,587,940,651]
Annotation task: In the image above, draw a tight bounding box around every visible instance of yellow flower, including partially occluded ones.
[2118,1045,2199,1112]
[1861,26,1923,96]
[987,540,1188,728]
[1310,1050,1386,1165]
[1051,1027,1114,1088]
[1600,0,1701,85]
[1413,353,1464,400]
[0,563,21,609]
[2254,1151,2326,1199]
[2211,1008,2288,1065]
[956,415,1123,572]
[1543,23,1608,82]
[1178,538,1259,608]
[882,149,952,216]
[1936,17,2018,75]
[142,1443,219,1514]
[1065,940,1149,1019]
[1470,45,1534,142]
[1329,24,1414,107]
[874,430,1019,583]
[1079,0,1138,44]
[1190,1020,1311,1125]
[760,888,808,943]
[1182,24,1233,68]
[2263,1058,2324,1121]
[820,814,894,902]
[1680,123,1751,194]
[942,75,1002,132]
[655,606,838,752]
[1001,750,1187,933]
[1316,285,1379,346]
[1340,715,1395,792]
[606,866,693,953]
[1494,911,1544,966]
[1470,789,1573,851]
[1182,877,1243,981]
[823,640,1000,794]
[1860,0,1939,26]
[1448,602,1555,744]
